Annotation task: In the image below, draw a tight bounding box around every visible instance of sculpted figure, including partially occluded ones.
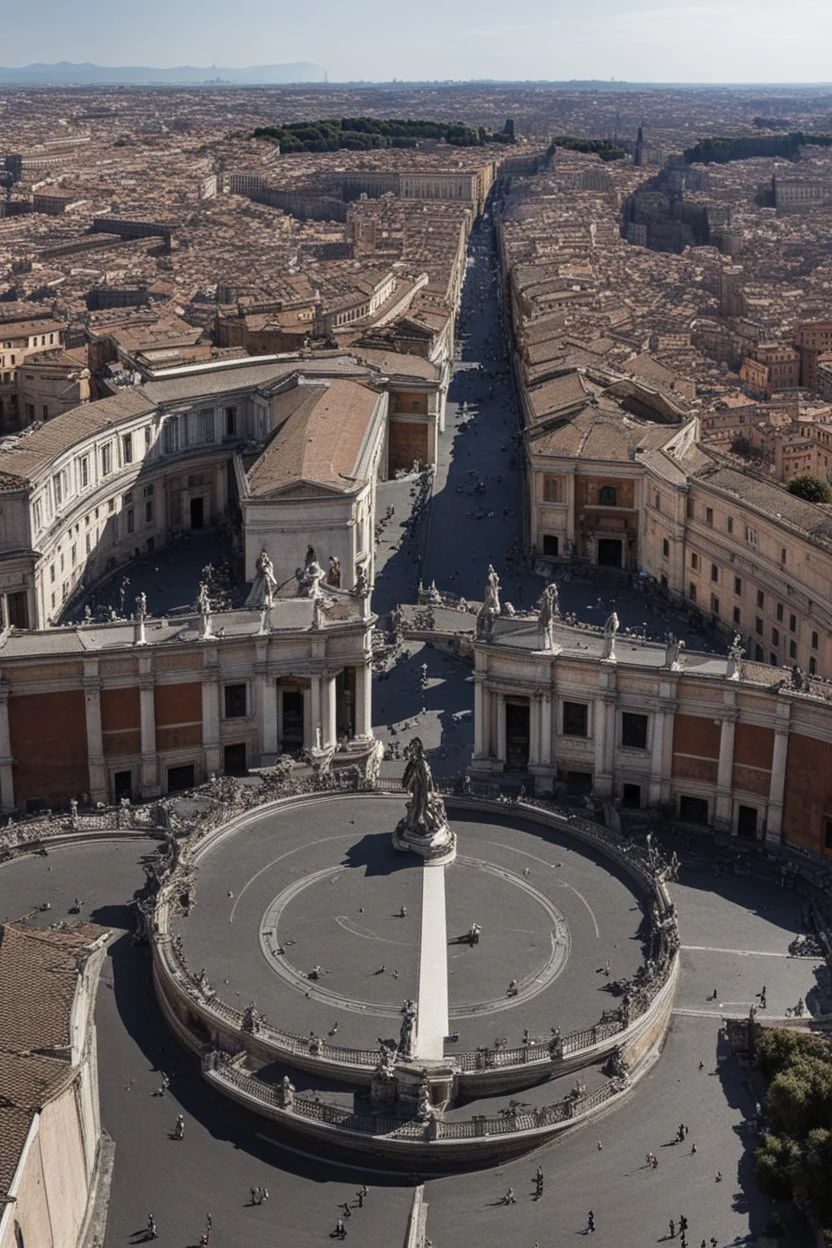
[296,546,326,598]
[246,548,278,609]
[602,611,619,660]
[537,582,560,649]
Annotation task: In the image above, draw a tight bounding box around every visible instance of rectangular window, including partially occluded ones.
[812,630,819,650]
[789,614,797,633]
[562,701,588,738]
[746,527,758,548]
[789,640,797,659]
[689,582,697,602]
[727,516,734,534]
[781,548,787,564]
[53,473,63,506]
[654,492,661,511]
[621,712,648,750]
[32,499,42,532]
[71,544,77,567]
[144,426,152,450]
[225,406,237,438]
[810,657,818,675]
[50,563,55,584]
[733,606,741,625]
[756,644,764,661]
[126,508,135,534]
[711,563,719,583]
[145,500,153,524]
[85,533,91,554]
[776,603,784,622]
[80,457,89,488]
[756,616,764,635]
[197,408,215,444]
[122,433,133,464]
[543,476,560,503]
[706,507,713,527]
[711,595,720,616]
[686,497,694,519]
[691,552,699,570]
[224,683,248,719]
[734,576,742,595]
[100,444,111,475]
[757,590,765,609]
[772,627,779,646]
[662,538,669,558]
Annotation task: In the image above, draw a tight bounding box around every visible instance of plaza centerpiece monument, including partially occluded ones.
[392,738,457,863]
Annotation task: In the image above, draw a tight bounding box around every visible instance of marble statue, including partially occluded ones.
[477,564,501,638]
[135,592,147,620]
[245,548,278,609]
[537,582,560,650]
[602,611,619,661]
[402,737,447,838]
[398,998,417,1059]
[664,632,684,670]
[326,556,341,589]
[296,546,325,598]
[350,565,371,598]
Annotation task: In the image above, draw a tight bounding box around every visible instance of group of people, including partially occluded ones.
[332,1184,369,1238]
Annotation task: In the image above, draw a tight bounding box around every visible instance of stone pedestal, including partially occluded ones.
[394,1062,457,1117]
[392,818,457,864]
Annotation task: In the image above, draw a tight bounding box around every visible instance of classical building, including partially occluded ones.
[0,352,445,630]
[0,920,112,1248]
[0,594,375,812]
[470,616,832,860]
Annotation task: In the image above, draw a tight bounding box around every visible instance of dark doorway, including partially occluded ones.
[167,763,195,793]
[679,794,709,825]
[566,770,593,796]
[224,742,247,776]
[736,804,758,841]
[505,700,530,771]
[189,497,205,530]
[113,770,133,802]
[542,534,559,557]
[282,689,304,747]
[622,783,642,809]
[597,539,622,568]
[6,591,29,629]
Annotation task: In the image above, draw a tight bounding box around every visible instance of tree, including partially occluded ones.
[788,475,832,504]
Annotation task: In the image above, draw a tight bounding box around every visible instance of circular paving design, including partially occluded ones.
[177,794,647,1053]
[258,854,570,1018]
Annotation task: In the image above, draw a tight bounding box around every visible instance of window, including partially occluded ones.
[71,544,77,567]
[706,507,713,527]
[781,547,787,564]
[789,613,797,633]
[101,444,112,475]
[126,508,135,534]
[122,432,133,464]
[691,552,699,570]
[145,500,154,524]
[746,526,758,548]
[144,426,152,450]
[757,590,765,609]
[789,640,797,659]
[654,492,661,511]
[49,563,55,584]
[772,627,779,647]
[770,653,778,666]
[756,617,763,635]
[812,630,819,650]
[711,563,719,582]
[733,606,741,625]
[80,456,89,488]
[167,763,195,793]
[225,406,237,437]
[662,538,670,559]
[53,472,63,506]
[711,595,720,616]
[85,533,91,554]
[734,576,742,595]
[599,486,617,506]
[32,499,42,532]
[727,516,734,534]
[686,497,694,519]
[196,408,215,444]
[542,535,559,557]
[810,657,818,675]
[224,683,248,719]
[689,583,697,603]
[42,404,48,421]
[562,701,588,737]
[621,712,648,750]
[776,603,784,622]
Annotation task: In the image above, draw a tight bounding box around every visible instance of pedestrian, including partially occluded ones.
[147,1213,158,1239]
[357,1190,364,1208]
[359,1184,368,1200]
[670,1217,676,1237]
[250,1187,258,1205]
[335,1216,346,1239]
[504,1187,516,1204]
[206,1213,212,1230]
[587,1209,596,1233]
[691,1141,697,1154]
[651,1154,659,1169]
[597,1139,603,1150]
[715,1170,722,1182]
[342,1201,352,1218]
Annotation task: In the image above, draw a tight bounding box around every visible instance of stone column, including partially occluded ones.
[648,691,677,806]
[0,680,14,813]
[82,661,108,804]
[354,661,373,741]
[496,693,507,766]
[529,693,542,768]
[307,675,322,750]
[321,674,337,750]
[540,693,553,769]
[138,655,159,798]
[714,707,738,834]
[201,652,221,777]
[766,699,791,849]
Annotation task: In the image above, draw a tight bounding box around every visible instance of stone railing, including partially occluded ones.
[0,801,161,856]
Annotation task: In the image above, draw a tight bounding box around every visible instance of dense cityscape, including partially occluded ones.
[1,73,832,1248]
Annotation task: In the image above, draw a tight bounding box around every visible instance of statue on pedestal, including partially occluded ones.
[537,582,560,650]
[350,565,371,598]
[726,630,744,679]
[394,737,456,860]
[246,548,278,609]
[197,581,212,639]
[602,611,619,661]
[326,556,341,588]
[477,564,501,638]
[663,632,684,670]
[398,998,417,1060]
[296,546,326,598]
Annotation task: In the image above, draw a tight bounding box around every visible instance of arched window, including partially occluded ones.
[599,486,617,506]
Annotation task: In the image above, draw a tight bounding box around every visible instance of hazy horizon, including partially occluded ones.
[3,0,832,87]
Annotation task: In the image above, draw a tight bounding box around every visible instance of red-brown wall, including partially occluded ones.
[9,690,88,806]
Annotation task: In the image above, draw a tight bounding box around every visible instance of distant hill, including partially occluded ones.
[0,62,325,86]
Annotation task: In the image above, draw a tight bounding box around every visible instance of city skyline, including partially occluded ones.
[3,0,832,87]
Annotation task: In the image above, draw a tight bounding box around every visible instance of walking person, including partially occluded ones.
[587,1209,596,1233]
[669,1217,676,1238]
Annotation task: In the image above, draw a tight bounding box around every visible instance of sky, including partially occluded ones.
[3,0,832,85]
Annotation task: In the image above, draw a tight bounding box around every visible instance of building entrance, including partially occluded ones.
[736,804,758,841]
[597,539,622,568]
[189,497,205,530]
[505,700,530,771]
[282,690,304,747]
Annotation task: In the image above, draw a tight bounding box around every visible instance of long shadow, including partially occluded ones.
[340,833,413,878]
